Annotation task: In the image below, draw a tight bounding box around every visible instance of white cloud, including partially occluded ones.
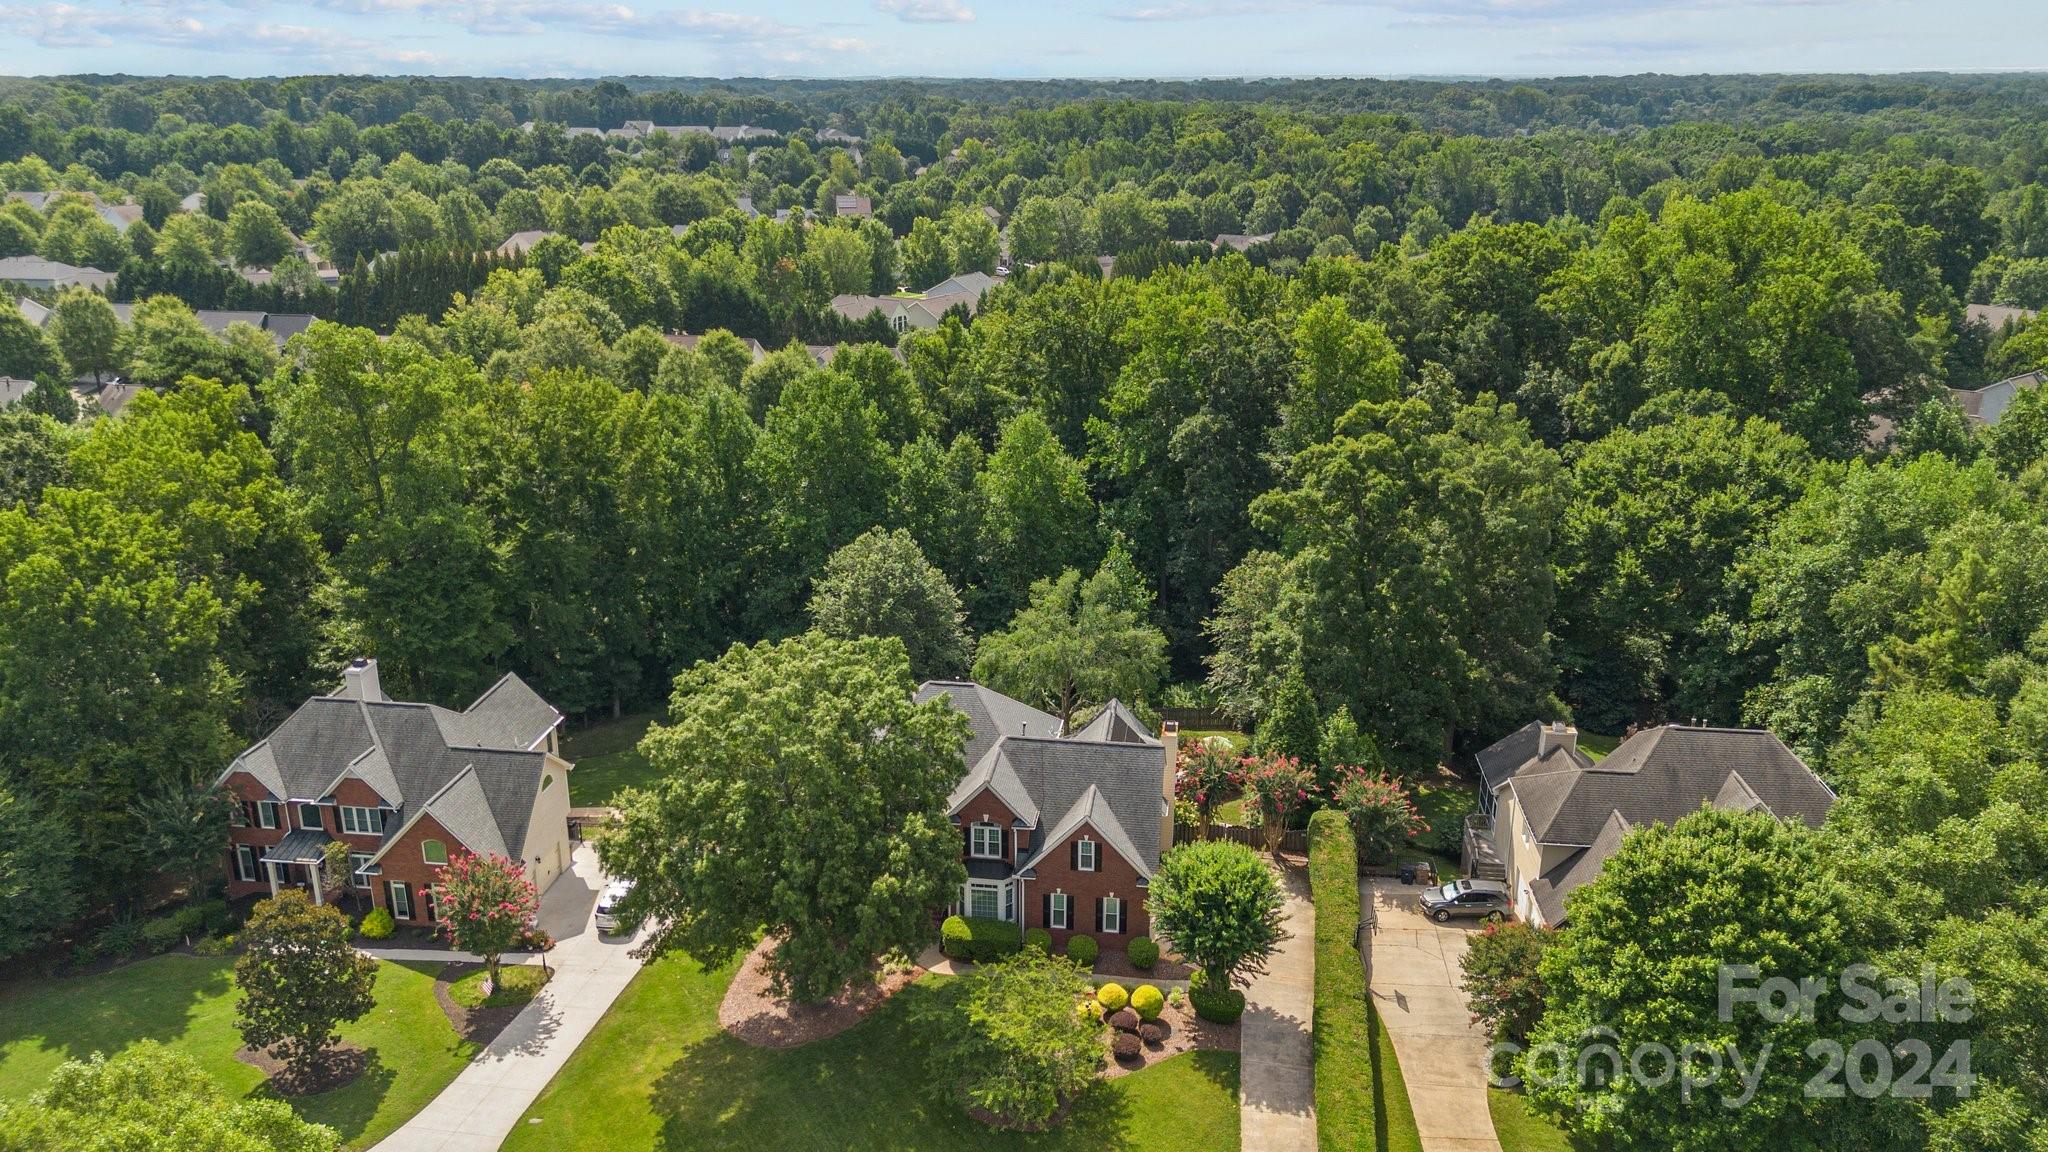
[0,1,443,63]
[874,0,974,23]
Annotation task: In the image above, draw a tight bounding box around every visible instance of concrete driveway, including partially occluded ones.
[1362,877,1503,1152]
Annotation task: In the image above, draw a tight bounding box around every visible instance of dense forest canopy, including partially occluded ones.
[1,71,2047,1146]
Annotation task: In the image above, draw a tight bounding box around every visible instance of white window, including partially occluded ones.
[967,881,1002,921]
[1003,883,1014,923]
[969,821,1003,858]
[1077,839,1098,872]
[349,853,375,887]
[256,801,280,830]
[297,803,323,831]
[340,806,384,835]
[892,313,907,333]
[1101,896,1124,935]
[388,881,413,920]
[421,839,448,866]
[1048,891,1069,930]
[235,844,258,883]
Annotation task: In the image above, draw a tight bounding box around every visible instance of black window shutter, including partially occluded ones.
[963,823,973,856]
[1069,841,1078,870]
[1040,893,1050,928]
[1093,898,1102,932]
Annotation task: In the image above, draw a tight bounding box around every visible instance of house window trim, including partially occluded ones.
[256,801,280,830]
[349,853,375,888]
[235,844,258,883]
[969,821,1003,859]
[297,803,323,832]
[340,805,384,836]
[966,880,1006,921]
[1077,838,1098,872]
[1048,891,1069,930]
[388,881,413,920]
[421,839,449,867]
[1101,895,1124,935]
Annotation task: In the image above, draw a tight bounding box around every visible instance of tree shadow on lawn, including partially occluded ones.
[649,981,1136,1152]
[253,1048,398,1141]
[0,955,239,1078]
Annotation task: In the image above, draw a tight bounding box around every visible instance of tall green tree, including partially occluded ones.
[808,527,971,680]
[601,633,969,1002]
[975,409,1096,626]
[972,558,1169,730]
[43,288,122,386]
[234,891,379,1081]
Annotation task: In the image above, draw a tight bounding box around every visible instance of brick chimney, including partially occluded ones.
[1160,721,1180,853]
[1536,720,1577,759]
[341,657,384,702]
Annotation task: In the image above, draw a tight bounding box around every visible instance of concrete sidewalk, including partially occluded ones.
[1240,862,1316,1151]
[1363,877,1503,1152]
[370,843,645,1152]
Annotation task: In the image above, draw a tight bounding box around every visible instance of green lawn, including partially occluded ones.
[449,964,550,1009]
[505,957,1241,1152]
[562,711,664,806]
[1489,1087,1591,1152]
[1577,733,1619,761]
[0,954,479,1147]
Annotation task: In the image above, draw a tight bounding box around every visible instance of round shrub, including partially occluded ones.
[1126,935,1159,970]
[940,915,971,959]
[1096,982,1128,1011]
[1066,933,1098,966]
[1139,1021,1165,1044]
[359,908,396,940]
[1111,1031,1142,1060]
[1109,1007,1140,1032]
[1023,927,1053,954]
[1131,984,1165,1020]
[1189,971,1246,1024]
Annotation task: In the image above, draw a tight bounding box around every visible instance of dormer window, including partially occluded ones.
[340,805,385,835]
[256,801,281,829]
[1076,839,1098,872]
[298,803,323,831]
[970,821,1003,859]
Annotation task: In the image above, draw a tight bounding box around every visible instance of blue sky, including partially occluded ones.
[0,0,2042,80]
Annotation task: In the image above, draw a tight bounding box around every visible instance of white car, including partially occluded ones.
[594,880,634,934]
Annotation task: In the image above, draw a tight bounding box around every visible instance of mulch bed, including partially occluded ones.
[719,938,921,1049]
[434,962,535,1045]
[1099,998,1238,1081]
[1092,949,1193,983]
[235,1041,368,1096]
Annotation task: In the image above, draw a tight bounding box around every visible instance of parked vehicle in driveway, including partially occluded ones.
[594,880,633,933]
[1418,878,1510,923]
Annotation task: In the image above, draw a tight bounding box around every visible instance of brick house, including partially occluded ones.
[218,658,573,929]
[916,682,1177,949]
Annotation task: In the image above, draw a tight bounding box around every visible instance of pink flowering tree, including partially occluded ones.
[1238,753,1317,853]
[434,853,541,984]
[1175,741,1238,838]
[1332,768,1429,864]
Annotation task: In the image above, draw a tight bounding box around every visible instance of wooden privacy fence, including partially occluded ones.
[1175,821,1309,856]
[1158,707,1237,731]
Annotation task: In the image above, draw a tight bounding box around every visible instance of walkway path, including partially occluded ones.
[1240,862,1316,1151]
[1363,877,1503,1152]
[371,843,645,1152]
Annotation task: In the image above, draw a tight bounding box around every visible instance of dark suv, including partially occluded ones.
[1418,878,1511,924]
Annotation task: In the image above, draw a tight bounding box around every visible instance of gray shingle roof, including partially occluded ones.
[1529,810,1630,926]
[920,680,1169,878]
[221,663,562,861]
[1506,724,1834,848]
[1069,699,1157,745]
[1475,721,1594,791]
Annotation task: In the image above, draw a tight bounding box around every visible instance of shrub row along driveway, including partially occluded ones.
[1362,877,1503,1152]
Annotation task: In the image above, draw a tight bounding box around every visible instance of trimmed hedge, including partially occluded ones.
[1126,935,1159,969]
[1188,970,1246,1023]
[1065,933,1098,965]
[1309,807,1423,1152]
[1131,983,1165,1020]
[941,915,1023,962]
[1023,927,1053,953]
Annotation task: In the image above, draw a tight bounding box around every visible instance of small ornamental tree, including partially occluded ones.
[1239,752,1317,853]
[1460,920,1552,1048]
[234,890,378,1080]
[1145,840,1285,994]
[434,853,540,985]
[1175,740,1238,838]
[1332,768,1427,864]
[918,949,1104,1128]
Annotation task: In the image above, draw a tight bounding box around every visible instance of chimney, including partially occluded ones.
[341,657,384,702]
[1536,719,1577,759]
[1160,721,1180,853]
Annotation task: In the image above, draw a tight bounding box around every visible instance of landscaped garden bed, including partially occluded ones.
[718,936,923,1048]
[436,962,552,1044]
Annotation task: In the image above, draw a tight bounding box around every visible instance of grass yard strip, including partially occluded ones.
[1577,732,1619,761]
[0,954,477,1147]
[1488,1086,1590,1151]
[562,710,663,806]
[505,956,1240,1152]
[449,964,550,1009]
[1309,809,1424,1152]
